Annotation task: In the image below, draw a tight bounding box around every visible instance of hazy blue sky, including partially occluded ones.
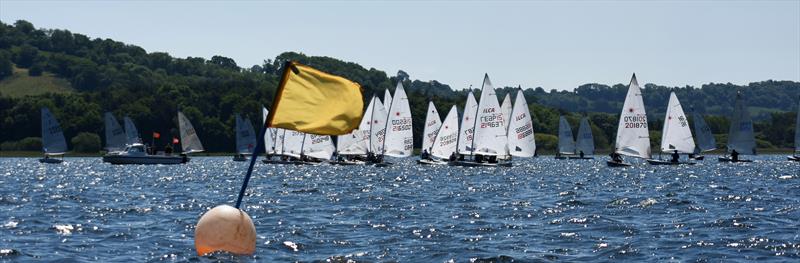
[2,1,798,90]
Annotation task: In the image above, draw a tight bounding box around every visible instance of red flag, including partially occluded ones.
[172,138,179,144]
[153,132,161,139]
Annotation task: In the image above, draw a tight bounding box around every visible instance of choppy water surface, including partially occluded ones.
[1,155,799,262]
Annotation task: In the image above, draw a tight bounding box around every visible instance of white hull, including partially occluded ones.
[39,158,63,164]
[449,160,512,167]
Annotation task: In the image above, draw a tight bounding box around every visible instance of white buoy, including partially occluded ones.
[195,205,256,255]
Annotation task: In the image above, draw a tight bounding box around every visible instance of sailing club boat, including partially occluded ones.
[102,112,202,164]
[690,109,716,160]
[790,98,800,162]
[608,74,651,167]
[719,91,756,163]
[646,92,696,165]
[451,74,511,167]
[418,101,442,164]
[570,117,595,159]
[555,116,576,159]
[506,89,536,159]
[104,112,127,154]
[233,114,257,162]
[420,105,459,164]
[39,107,67,163]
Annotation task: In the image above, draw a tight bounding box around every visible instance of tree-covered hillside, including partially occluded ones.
[0,20,797,153]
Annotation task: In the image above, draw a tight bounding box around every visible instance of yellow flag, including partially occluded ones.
[266,62,363,135]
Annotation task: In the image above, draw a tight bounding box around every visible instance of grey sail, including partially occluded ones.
[557,116,576,154]
[178,111,204,154]
[692,112,716,152]
[124,116,141,144]
[235,114,257,154]
[575,117,594,155]
[726,92,756,155]
[41,107,68,155]
[104,112,127,152]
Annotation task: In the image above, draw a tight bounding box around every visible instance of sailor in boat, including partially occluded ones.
[475,154,484,163]
[671,150,680,163]
[487,155,498,164]
[579,150,585,159]
[420,149,431,160]
[555,152,561,159]
[449,152,457,162]
[165,143,173,156]
[609,152,623,163]
[731,149,739,162]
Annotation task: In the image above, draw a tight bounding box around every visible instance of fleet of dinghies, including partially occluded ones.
[33,73,800,166]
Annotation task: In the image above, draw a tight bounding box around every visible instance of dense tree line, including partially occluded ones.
[0,20,797,153]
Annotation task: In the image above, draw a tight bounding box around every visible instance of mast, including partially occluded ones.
[381,89,396,156]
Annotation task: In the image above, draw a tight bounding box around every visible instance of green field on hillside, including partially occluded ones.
[0,66,73,97]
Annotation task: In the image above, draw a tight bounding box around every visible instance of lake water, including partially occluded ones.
[1,155,798,262]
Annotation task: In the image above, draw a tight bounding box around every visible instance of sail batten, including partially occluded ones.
[614,74,651,159]
[660,92,695,153]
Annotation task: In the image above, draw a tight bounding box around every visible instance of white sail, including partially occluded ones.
[235,114,257,154]
[660,92,695,153]
[303,134,335,160]
[123,116,141,144]
[262,107,276,154]
[507,90,536,157]
[471,74,508,156]
[432,106,460,159]
[338,96,377,155]
[383,89,393,109]
[614,74,651,159]
[382,82,413,157]
[501,93,512,131]
[692,112,716,152]
[421,101,442,152]
[369,97,388,154]
[726,92,756,155]
[41,107,67,155]
[178,111,204,154]
[281,130,305,158]
[104,112,126,152]
[273,129,286,155]
[576,117,595,155]
[457,91,478,154]
[558,116,576,154]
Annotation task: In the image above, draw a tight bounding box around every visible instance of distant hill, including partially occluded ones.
[0,19,797,153]
[0,66,73,97]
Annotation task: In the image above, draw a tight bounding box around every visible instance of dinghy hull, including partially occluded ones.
[717,157,753,163]
[39,158,63,164]
[568,156,594,160]
[788,156,800,162]
[606,161,632,167]
[102,155,186,165]
[448,161,512,167]
[417,159,447,165]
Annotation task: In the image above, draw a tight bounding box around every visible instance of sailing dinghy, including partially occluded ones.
[570,117,595,159]
[420,105,459,165]
[647,92,696,165]
[39,107,68,163]
[608,74,651,167]
[233,114,256,161]
[418,101,442,164]
[690,110,716,160]
[555,116,576,159]
[506,89,536,159]
[450,74,511,167]
[790,99,800,162]
[104,112,127,154]
[718,92,755,163]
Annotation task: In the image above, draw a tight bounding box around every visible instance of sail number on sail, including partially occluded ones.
[479,108,505,128]
[623,115,648,129]
[514,122,534,139]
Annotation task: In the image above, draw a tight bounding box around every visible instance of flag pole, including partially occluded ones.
[235,61,294,209]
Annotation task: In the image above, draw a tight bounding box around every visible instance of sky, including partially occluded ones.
[1,0,799,90]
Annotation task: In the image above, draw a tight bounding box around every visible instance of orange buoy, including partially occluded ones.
[194,205,256,255]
